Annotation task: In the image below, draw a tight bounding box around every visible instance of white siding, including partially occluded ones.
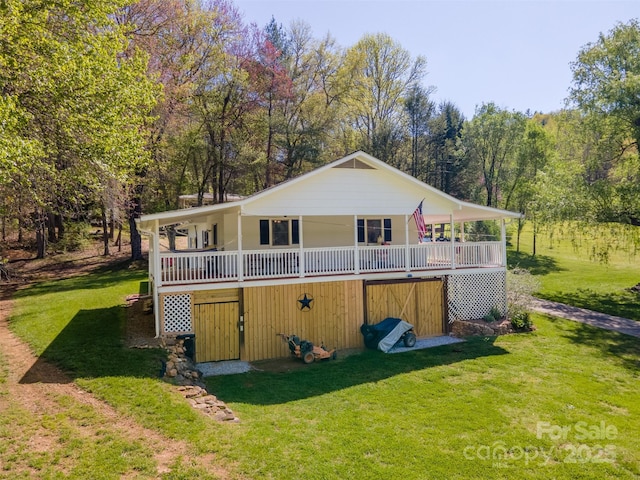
[242,168,455,217]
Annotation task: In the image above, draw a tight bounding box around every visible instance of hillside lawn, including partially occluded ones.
[2,226,639,479]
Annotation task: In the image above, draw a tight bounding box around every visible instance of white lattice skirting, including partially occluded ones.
[447,271,507,322]
[162,293,192,333]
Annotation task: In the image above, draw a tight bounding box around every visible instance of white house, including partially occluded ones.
[137,151,522,363]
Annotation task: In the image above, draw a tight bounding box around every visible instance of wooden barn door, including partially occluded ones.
[365,279,445,337]
[193,301,240,362]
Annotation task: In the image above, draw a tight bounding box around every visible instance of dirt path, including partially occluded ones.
[0,287,229,478]
[0,294,197,476]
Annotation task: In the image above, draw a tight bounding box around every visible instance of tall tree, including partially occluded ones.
[404,84,434,178]
[0,0,157,258]
[569,19,640,225]
[343,33,426,164]
[426,101,467,197]
[461,103,526,208]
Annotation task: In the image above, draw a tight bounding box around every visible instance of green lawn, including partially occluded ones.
[4,259,640,479]
[508,222,640,321]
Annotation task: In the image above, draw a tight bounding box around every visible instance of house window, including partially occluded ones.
[259,219,300,246]
[358,218,392,244]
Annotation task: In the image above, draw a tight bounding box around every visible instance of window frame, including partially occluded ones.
[259,218,300,247]
[358,218,392,244]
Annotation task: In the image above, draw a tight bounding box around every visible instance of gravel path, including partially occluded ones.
[529,297,640,338]
[197,360,253,377]
[388,335,464,353]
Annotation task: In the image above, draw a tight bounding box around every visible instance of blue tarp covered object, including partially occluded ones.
[360,317,415,353]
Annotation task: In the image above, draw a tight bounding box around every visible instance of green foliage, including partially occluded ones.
[460,103,527,208]
[0,0,159,256]
[482,306,503,323]
[509,222,640,321]
[466,220,501,241]
[568,20,640,225]
[510,311,532,330]
[51,222,90,253]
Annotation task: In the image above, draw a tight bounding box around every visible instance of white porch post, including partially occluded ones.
[404,214,410,272]
[460,222,465,242]
[450,214,456,269]
[354,215,360,274]
[298,215,305,277]
[152,220,161,338]
[501,218,507,267]
[237,210,244,281]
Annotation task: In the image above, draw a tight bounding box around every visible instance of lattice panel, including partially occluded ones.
[447,271,506,322]
[162,294,192,333]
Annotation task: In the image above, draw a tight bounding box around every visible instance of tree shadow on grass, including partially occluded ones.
[507,251,563,275]
[206,337,509,405]
[559,320,640,372]
[19,306,165,384]
[12,260,146,299]
[543,289,640,322]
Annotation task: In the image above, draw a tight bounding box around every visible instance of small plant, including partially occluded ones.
[507,267,539,331]
[510,311,532,330]
[483,306,502,323]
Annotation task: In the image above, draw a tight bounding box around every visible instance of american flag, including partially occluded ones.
[412,200,427,243]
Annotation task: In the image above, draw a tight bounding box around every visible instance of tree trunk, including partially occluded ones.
[55,213,64,240]
[116,224,122,252]
[108,209,115,240]
[129,215,143,260]
[47,212,57,243]
[128,188,143,261]
[101,205,110,256]
[35,211,46,259]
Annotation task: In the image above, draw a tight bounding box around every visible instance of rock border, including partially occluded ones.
[450,318,517,337]
[163,338,239,423]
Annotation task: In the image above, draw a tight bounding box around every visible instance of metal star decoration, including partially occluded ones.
[297,293,314,311]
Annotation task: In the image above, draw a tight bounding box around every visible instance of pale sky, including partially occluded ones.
[234,0,639,119]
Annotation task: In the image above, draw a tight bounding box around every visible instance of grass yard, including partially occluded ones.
[3,260,640,479]
[508,222,640,321]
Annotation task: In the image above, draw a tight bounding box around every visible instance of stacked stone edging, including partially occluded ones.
[163,338,239,422]
[450,318,515,337]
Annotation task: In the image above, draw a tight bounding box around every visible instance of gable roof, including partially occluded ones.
[137,151,522,232]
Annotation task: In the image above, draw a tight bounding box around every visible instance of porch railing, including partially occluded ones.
[158,242,504,285]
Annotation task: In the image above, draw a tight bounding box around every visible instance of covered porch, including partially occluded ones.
[156,240,504,286]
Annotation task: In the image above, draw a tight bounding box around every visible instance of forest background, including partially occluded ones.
[1,0,639,260]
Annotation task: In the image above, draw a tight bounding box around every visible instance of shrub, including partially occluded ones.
[507,267,539,331]
[511,311,532,330]
[483,306,502,323]
[53,222,90,252]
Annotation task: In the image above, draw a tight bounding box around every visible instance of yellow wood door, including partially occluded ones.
[193,302,240,362]
[365,279,444,337]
